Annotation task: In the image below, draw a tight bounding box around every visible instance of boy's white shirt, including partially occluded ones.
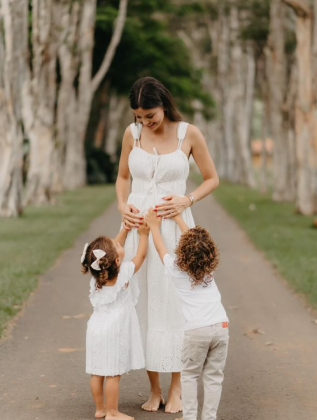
[163,253,228,331]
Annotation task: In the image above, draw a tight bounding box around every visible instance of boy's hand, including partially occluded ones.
[145,208,161,228]
[138,222,150,236]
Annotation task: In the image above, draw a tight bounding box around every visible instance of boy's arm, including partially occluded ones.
[174,214,190,234]
[132,224,149,273]
[145,208,167,263]
[114,227,129,246]
[150,225,168,263]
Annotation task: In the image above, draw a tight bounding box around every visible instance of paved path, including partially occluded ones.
[1,181,317,420]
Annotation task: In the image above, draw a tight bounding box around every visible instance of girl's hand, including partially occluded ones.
[118,203,144,230]
[145,208,162,228]
[138,223,150,236]
[154,195,191,219]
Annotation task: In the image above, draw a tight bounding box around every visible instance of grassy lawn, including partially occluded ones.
[0,185,115,337]
[192,175,317,308]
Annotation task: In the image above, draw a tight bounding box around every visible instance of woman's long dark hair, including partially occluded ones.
[129,77,182,122]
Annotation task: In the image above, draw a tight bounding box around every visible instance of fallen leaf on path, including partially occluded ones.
[243,328,266,338]
[252,328,265,335]
[138,393,143,398]
[62,313,89,320]
[49,385,57,388]
[58,348,85,353]
[228,305,238,310]
[265,341,273,346]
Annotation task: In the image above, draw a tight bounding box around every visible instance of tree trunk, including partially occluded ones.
[230,7,255,187]
[265,0,297,201]
[218,7,236,182]
[284,0,317,214]
[62,0,128,190]
[0,0,27,217]
[105,91,128,162]
[22,0,60,205]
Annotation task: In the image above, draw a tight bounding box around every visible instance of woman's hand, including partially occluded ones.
[118,203,144,230]
[154,195,191,219]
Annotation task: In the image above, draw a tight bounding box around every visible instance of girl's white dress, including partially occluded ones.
[123,122,195,372]
[86,261,145,376]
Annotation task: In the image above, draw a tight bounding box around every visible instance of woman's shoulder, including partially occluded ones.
[121,125,136,151]
[186,123,204,137]
[185,123,206,146]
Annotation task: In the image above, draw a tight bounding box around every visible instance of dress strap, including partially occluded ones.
[177,122,189,150]
[130,123,142,147]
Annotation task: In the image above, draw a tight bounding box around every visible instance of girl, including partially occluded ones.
[145,208,229,420]
[116,76,219,413]
[81,224,149,420]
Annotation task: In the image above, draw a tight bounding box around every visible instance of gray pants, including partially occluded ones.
[181,324,229,420]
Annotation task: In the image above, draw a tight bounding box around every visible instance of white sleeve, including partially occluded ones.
[163,254,182,278]
[117,261,136,286]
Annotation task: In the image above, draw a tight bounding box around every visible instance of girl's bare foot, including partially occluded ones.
[141,392,165,412]
[106,410,134,420]
[95,409,107,419]
[165,389,182,413]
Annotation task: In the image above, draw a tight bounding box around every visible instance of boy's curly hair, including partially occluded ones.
[81,236,119,289]
[175,226,219,287]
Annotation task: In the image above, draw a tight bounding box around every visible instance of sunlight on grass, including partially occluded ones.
[0,185,115,337]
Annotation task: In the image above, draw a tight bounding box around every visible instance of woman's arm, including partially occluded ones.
[155,124,219,218]
[116,127,144,229]
[186,124,219,202]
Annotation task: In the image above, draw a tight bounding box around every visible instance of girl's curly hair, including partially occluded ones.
[175,226,219,287]
[81,236,119,289]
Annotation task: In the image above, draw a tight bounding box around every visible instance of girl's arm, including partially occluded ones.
[116,127,144,229]
[113,228,129,247]
[155,124,219,218]
[132,224,150,273]
[173,214,190,234]
[145,209,167,263]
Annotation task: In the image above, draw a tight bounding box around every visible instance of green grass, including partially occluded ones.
[192,175,317,308]
[0,185,116,337]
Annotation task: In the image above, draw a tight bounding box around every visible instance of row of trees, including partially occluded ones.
[1,0,317,216]
[179,0,317,215]
[0,0,128,216]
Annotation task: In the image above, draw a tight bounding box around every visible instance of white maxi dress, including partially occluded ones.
[123,122,195,372]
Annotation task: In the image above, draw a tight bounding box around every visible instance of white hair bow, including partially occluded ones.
[91,249,106,271]
[81,243,89,263]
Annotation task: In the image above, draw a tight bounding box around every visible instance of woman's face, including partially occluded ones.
[133,107,165,131]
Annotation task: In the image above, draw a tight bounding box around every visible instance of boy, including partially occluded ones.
[145,209,229,420]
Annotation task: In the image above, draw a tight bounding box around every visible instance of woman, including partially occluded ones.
[116,77,219,414]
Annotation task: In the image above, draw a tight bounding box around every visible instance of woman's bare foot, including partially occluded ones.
[165,389,182,413]
[141,391,165,412]
[95,409,107,419]
[106,410,134,420]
